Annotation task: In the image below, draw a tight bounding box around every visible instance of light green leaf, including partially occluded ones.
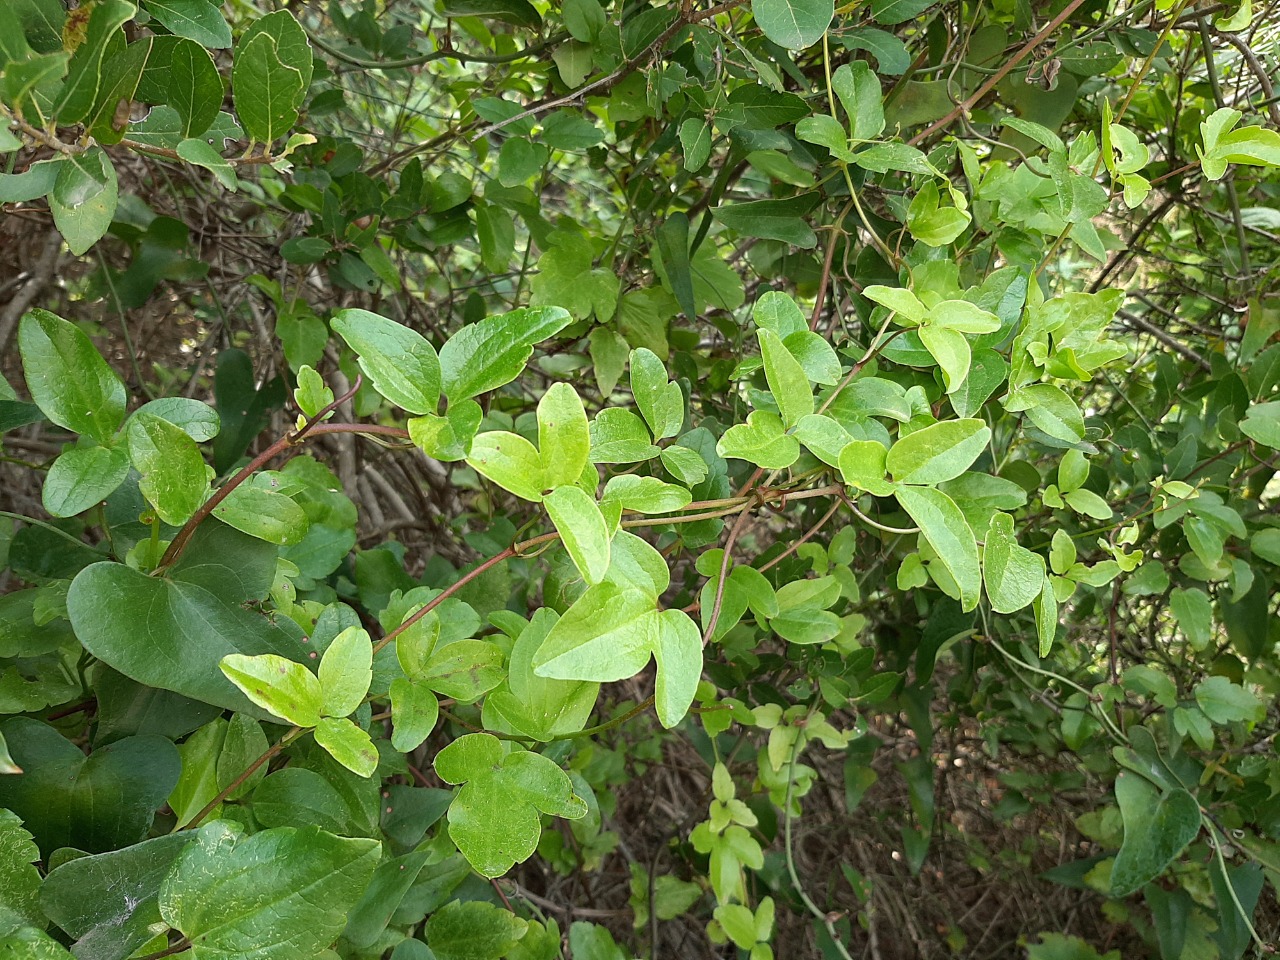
[126,411,209,526]
[0,809,41,926]
[1006,383,1085,443]
[331,309,441,415]
[439,306,574,402]
[1194,675,1263,724]
[1035,577,1057,656]
[862,285,928,324]
[314,717,378,777]
[19,309,126,444]
[533,583,657,682]
[758,329,814,427]
[795,114,854,161]
[390,679,439,752]
[408,399,481,463]
[1110,773,1201,897]
[136,397,221,441]
[1064,487,1113,521]
[630,348,684,440]
[831,61,884,141]
[219,653,324,727]
[716,411,800,469]
[177,138,237,190]
[982,513,1046,614]
[895,486,981,611]
[435,734,587,877]
[887,419,990,485]
[318,626,372,718]
[43,444,130,517]
[918,324,971,392]
[544,486,611,585]
[590,408,661,464]
[751,0,833,49]
[838,439,891,495]
[794,414,853,467]
[538,382,590,488]
[49,147,118,255]
[929,300,1000,333]
[142,0,231,48]
[589,327,629,397]
[1239,401,1280,448]
[468,431,546,501]
[212,475,309,545]
[653,609,702,729]
[160,821,380,958]
[602,475,692,514]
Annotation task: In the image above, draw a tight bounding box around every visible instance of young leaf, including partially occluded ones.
[331,309,441,415]
[716,411,800,469]
[838,439,891,494]
[467,431,547,502]
[602,475,693,514]
[439,306,574,401]
[212,476,309,545]
[434,734,587,877]
[590,408,660,464]
[652,609,702,729]
[19,308,127,443]
[544,486,612,585]
[219,653,324,727]
[314,717,378,777]
[532,583,658,682]
[408,399,482,462]
[318,626,372,718]
[918,324,971,392]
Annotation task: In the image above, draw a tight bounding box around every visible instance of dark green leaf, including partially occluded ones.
[19,308,126,443]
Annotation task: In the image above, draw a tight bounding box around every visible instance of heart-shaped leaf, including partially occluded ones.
[0,718,180,856]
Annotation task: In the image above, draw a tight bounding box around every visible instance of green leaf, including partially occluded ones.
[982,512,1046,614]
[831,61,884,141]
[1006,383,1086,443]
[869,0,935,22]
[0,809,42,927]
[758,329,814,427]
[408,399,481,463]
[751,0,833,49]
[159,821,380,959]
[544,486,611,585]
[468,431,546,502]
[421,640,506,702]
[0,718,181,856]
[177,137,237,190]
[126,410,209,526]
[895,486,981,612]
[661,445,708,485]
[43,444,130,517]
[711,193,821,247]
[212,474,309,545]
[390,679,439,752]
[440,0,541,27]
[1110,773,1201,897]
[630,348,684,440]
[653,609,702,728]
[68,526,307,715]
[231,11,312,145]
[331,309,441,415]
[839,439,891,494]
[40,833,192,959]
[538,382,591,489]
[220,653,324,727]
[1035,577,1058,656]
[906,181,969,246]
[426,899,530,960]
[602,475,692,514]
[1239,401,1280,448]
[49,146,118,255]
[716,411,800,469]
[1063,487,1113,521]
[439,307,573,402]
[793,414,853,467]
[1194,675,1263,724]
[533,582,657,681]
[53,0,134,125]
[314,717,379,777]
[319,626,372,718]
[918,324,971,392]
[887,419,990,485]
[434,734,587,877]
[19,309,126,443]
[135,397,221,441]
[142,0,232,48]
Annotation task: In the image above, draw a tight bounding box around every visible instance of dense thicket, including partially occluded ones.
[2,1,1280,958]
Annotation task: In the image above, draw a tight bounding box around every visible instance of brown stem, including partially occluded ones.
[908,0,1089,145]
